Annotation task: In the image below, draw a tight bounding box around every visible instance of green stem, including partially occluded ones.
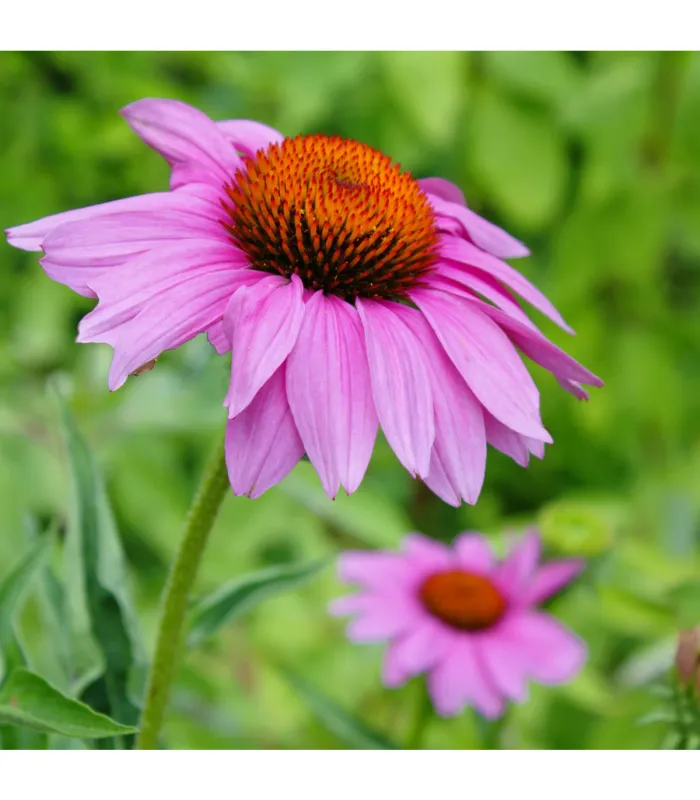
[136,439,229,750]
[405,681,432,750]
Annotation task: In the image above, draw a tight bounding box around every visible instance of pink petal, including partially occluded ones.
[224,274,305,417]
[502,612,587,684]
[78,246,261,390]
[484,410,530,467]
[401,308,486,505]
[345,596,416,643]
[426,193,530,259]
[418,177,466,207]
[5,191,174,255]
[477,633,529,703]
[382,620,455,688]
[207,321,229,354]
[427,640,504,719]
[439,235,571,332]
[452,533,494,573]
[225,364,304,499]
[557,377,590,401]
[216,119,285,157]
[471,299,604,389]
[495,530,541,601]
[435,262,536,329]
[286,292,378,498]
[120,98,243,190]
[402,533,453,572]
[411,288,550,442]
[337,551,417,594]
[77,241,251,341]
[356,299,435,478]
[522,559,584,606]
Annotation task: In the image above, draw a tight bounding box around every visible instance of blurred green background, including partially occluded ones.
[1,51,700,749]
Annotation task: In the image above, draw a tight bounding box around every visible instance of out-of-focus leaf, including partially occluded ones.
[279,462,410,550]
[539,499,614,557]
[381,52,464,147]
[0,536,52,682]
[280,668,398,750]
[468,89,568,229]
[484,51,581,107]
[188,560,326,648]
[0,669,136,739]
[58,398,147,740]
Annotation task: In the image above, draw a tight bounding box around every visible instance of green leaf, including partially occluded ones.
[484,51,582,107]
[279,461,410,549]
[57,398,147,739]
[468,89,568,230]
[188,560,326,648]
[280,668,398,750]
[0,536,52,682]
[0,668,136,739]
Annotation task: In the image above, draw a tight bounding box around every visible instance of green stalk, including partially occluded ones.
[137,439,229,749]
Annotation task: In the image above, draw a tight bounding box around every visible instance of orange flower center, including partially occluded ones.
[223,134,439,301]
[419,570,507,631]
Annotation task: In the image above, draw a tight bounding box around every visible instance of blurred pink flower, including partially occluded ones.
[331,530,586,718]
[5,99,602,503]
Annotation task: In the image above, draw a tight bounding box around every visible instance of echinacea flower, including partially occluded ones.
[5,99,602,504]
[330,530,586,718]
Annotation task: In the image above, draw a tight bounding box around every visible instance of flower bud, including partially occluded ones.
[675,627,700,692]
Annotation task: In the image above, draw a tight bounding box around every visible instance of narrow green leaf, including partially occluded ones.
[281,668,399,750]
[0,668,136,739]
[57,398,147,738]
[188,560,326,648]
[0,536,52,682]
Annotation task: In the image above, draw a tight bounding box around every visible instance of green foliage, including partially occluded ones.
[0,668,136,739]
[1,51,699,749]
[188,560,327,649]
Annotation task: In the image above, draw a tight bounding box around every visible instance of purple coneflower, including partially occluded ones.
[331,530,586,718]
[6,99,602,503]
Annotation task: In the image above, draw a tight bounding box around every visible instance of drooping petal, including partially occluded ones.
[471,299,604,389]
[225,364,304,499]
[223,274,305,417]
[440,235,571,332]
[426,192,530,259]
[502,612,587,684]
[484,410,530,467]
[401,308,486,505]
[435,262,536,329]
[356,299,435,478]
[411,288,550,441]
[522,559,585,606]
[427,640,504,719]
[418,177,466,207]
[79,244,262,390]
[121,98,243,189]
[557,377,590,401]
[207,321,229,354]
[452,532,495,573]
[216,119,285,157]
[286,292,378,498]
[5,191,175,254]
[495,530,541,601]
[77,240,251,341]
